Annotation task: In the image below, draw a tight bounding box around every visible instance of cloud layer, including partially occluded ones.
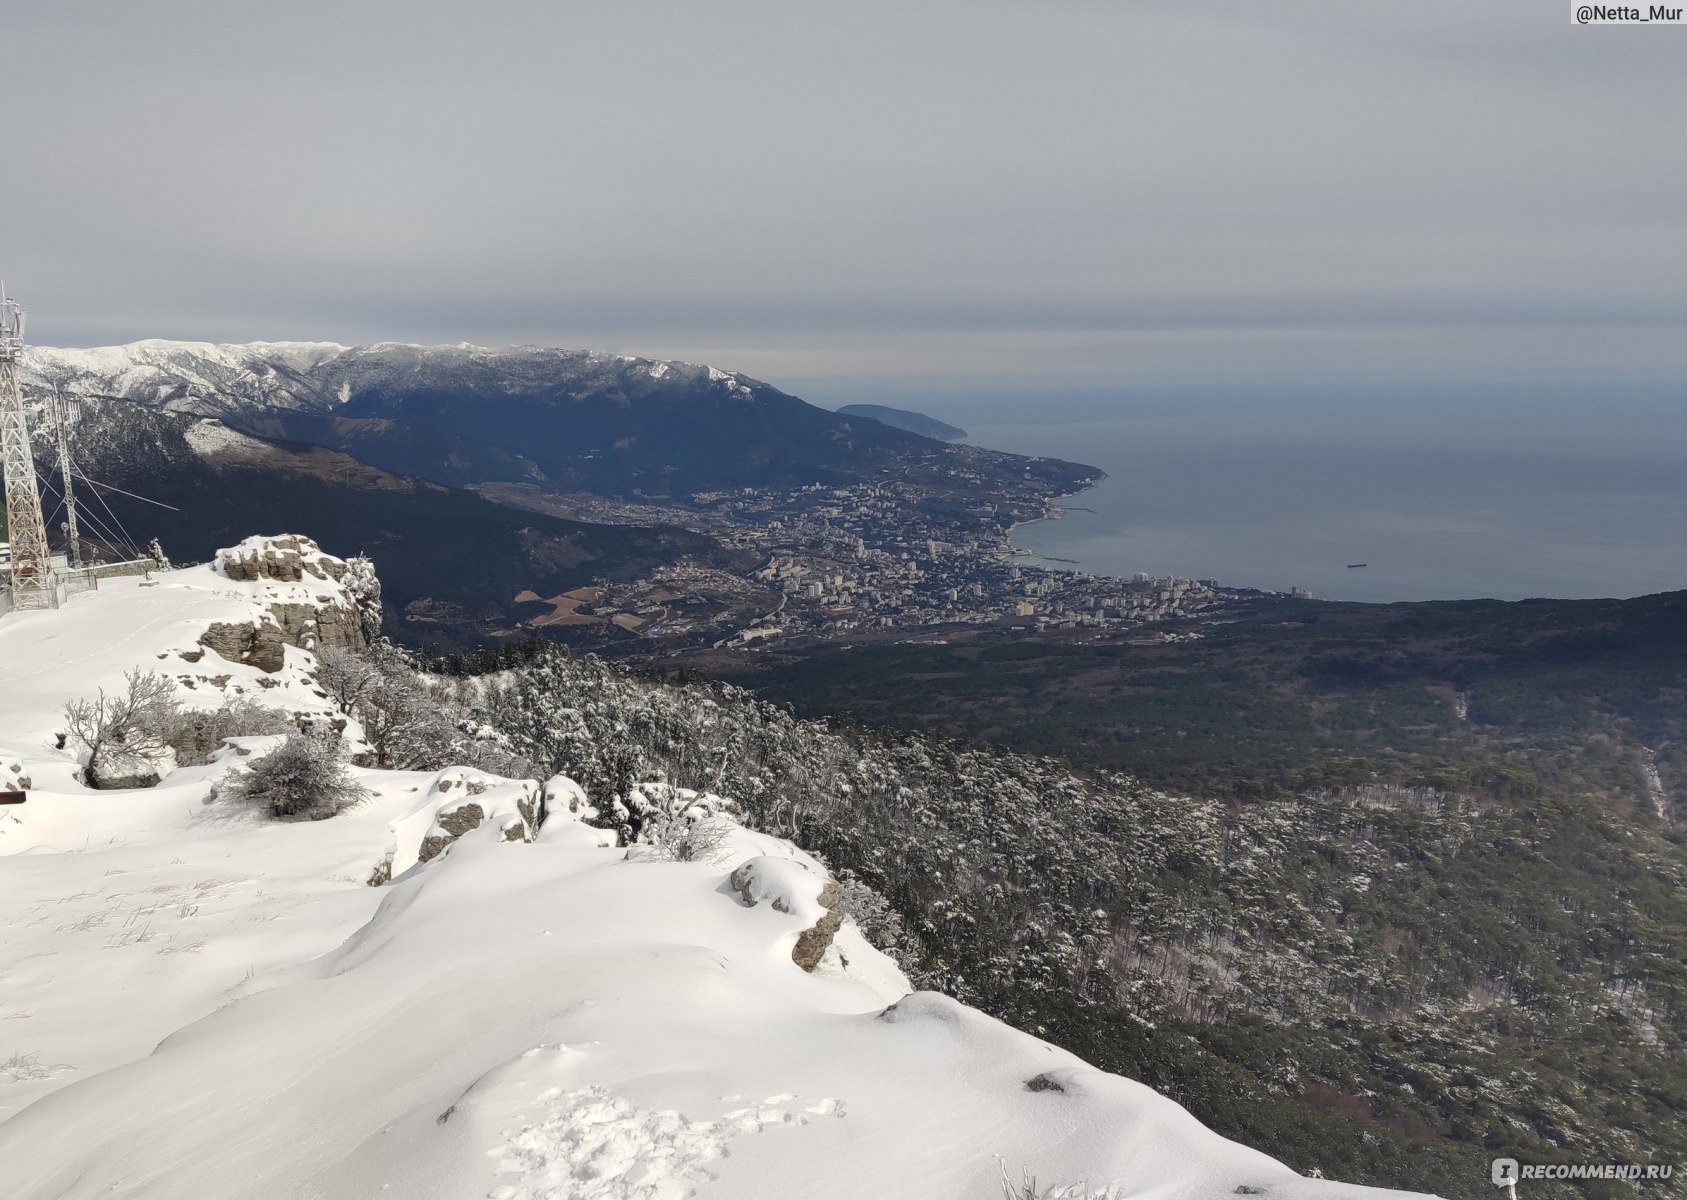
[4,0,1682,388]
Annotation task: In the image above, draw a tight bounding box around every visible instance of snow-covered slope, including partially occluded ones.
[0,546,1437,1200]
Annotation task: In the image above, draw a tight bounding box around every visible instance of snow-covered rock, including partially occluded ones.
[413,766,542,865]
[729,855,845,971]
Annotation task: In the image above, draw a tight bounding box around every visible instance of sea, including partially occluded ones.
[819,381,1687,603]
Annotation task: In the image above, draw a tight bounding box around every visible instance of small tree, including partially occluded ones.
[314,646,381,716]
[62,669,183,788]
[225,732,370,820]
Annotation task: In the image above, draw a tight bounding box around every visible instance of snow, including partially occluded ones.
[0,556,1438,1200]
[728,855,830,924]
[0,566,335,786]
[183,417,266,457]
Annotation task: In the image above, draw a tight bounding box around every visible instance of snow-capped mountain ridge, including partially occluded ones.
[22,339,765,417]
[23,333,1029,500]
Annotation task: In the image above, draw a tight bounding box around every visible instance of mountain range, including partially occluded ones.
[22,341,1073,500]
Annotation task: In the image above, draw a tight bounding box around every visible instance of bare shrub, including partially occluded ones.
[62,669,183,788]
[639,811,737,865]
[998,1164,1127,1200]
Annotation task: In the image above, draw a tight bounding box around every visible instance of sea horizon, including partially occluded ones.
[809,379,1687,604]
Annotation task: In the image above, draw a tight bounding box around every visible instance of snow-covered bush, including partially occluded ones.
[836,870,919,971]
[224,732,370,820]
[62,669,183,788]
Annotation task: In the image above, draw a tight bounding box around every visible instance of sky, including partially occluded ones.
[3,0,1684,391]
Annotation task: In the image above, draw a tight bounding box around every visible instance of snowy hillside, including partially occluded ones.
[0,540,1435,1200]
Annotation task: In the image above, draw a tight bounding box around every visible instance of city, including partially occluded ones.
[506,472,1263,656]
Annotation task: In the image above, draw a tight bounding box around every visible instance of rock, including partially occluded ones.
[3,757,33,791]
[87,754,166,790]
[1025,1073,1066,1094]
[791,880,843,972]
[198,620,288,673]
[416,802,486,864]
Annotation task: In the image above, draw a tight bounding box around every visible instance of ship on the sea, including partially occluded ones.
[1347,563,1368,569]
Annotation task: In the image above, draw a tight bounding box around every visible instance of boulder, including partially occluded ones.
[86,749,167,791]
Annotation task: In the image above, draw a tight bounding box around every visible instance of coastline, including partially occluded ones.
[1001,470,1107,567]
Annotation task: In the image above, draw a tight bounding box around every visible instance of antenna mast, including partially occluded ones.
[51,388,82,569]
[0,289,60,609]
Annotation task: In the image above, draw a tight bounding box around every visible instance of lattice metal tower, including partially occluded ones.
[0,289,59,608]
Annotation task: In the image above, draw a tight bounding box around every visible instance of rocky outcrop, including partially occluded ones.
[266,600,367,656]
[199,620,290,673]
[197,535,373,672]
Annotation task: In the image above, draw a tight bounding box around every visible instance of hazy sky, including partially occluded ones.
[3,1,1683,390]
